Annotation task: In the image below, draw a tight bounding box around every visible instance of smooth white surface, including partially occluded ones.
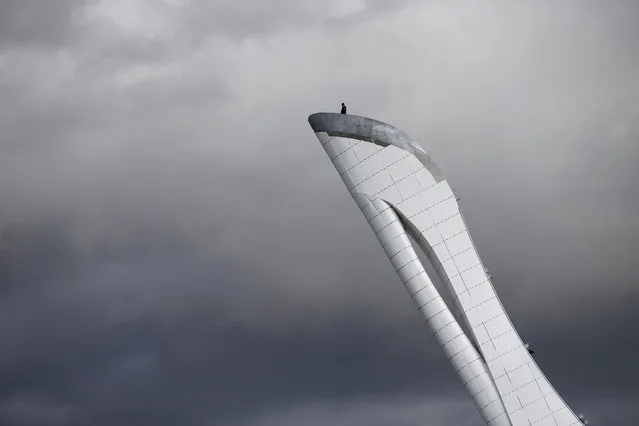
[311,114,583,426]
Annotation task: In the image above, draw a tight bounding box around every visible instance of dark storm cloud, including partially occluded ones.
[0,231,636,426]
[239,396,482,426]
[0,227,460,424]
[0,0,638,425]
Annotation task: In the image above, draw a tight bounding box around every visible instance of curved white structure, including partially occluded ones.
[308,113,584,426]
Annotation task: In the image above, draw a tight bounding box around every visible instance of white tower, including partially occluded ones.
[308,113,584,426]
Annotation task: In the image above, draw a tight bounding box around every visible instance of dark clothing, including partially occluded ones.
[340,104,347,114]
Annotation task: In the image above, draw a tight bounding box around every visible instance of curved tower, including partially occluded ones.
[308,113,583,426]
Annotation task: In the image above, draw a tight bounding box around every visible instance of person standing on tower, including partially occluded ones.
[340,103,347,114]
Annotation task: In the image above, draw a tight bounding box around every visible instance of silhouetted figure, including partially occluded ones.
[340,103,347,114]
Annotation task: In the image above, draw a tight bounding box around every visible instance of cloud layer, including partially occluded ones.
[1,0,638,424]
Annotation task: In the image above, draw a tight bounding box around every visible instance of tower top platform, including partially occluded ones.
[308,112,443,182]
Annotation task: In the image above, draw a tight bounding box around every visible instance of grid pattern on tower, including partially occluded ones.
[310,113,584,426]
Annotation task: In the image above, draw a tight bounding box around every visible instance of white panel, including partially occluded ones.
[437,213,466,240]
[415,168,437,189]
[460,264,488,288]
[456,290,472,311]
[537,378,554,397]
[420,295,443,313]
[397,259,422,282]
[509,363,534,389]
[429,196,458,223]
[377,184,402,204]
[382,233,412,257]
[372,197,388,211]
[333,136,355,152]
[532,415,556,426]
[436,322,459,343]
[362,204,385,223]
[458,363,476,385]
[544,393,564,412]
[495,374,513,395]
[431,242,452,262]
[440,257,460,278]
[421,225,444,246]
[466,303,484,327]
[396,195,422,218]
[449,274,468,295]
[430,309,454,332]
[346,166,368,187]
[397,191,423,218]
[423,181,455,210]
[518,380,543,407]
[475,387,496,409]
[356,152,388,180]
[473,324,490,345]
[474,370,497,395]
[463,376,481,399]
[501,346,529,373]
[531,363,545,380]
[502,394,523,417]
[552,407,578,425]
[386,153,421,181]
[391,247,418,271]
[333,148,359,174]
[507,409,528,426]
[482,400,507,422]
[446,334,468,357]
[468,359,487,380]
[351,191,371,206]
[492,329,520,356]
[354,194,375,217]
[377,221,405,244]
[482,299,504,326]
[405,273,428,295]
[343,173,357,191]
[352,140,381,160]
[412,285,439,307]
[315,131,330,144]
[445,230,474,255]
[395,174,422,200]
[468,280,495,307]
[488,413,511,426]
[324,140,340,159]
[453,248,481,273]
[451,346,477,373]
[345,171,361,191]
[409,210,436,233]
[466,297,499,326]
[370,210,397,233]
[485,314,511,340]
[523,397,548,423]
[357,170,393,194]
[487,357,507,379]
[456,341,481,367]
[324,137,352,158]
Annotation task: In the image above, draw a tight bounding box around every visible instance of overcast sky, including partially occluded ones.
[0,1,638,425]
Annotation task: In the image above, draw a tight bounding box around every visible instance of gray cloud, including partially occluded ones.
[0,0,92,48]
[167,0,417,42]
[239,395,481,426]
[0,0,638,424]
